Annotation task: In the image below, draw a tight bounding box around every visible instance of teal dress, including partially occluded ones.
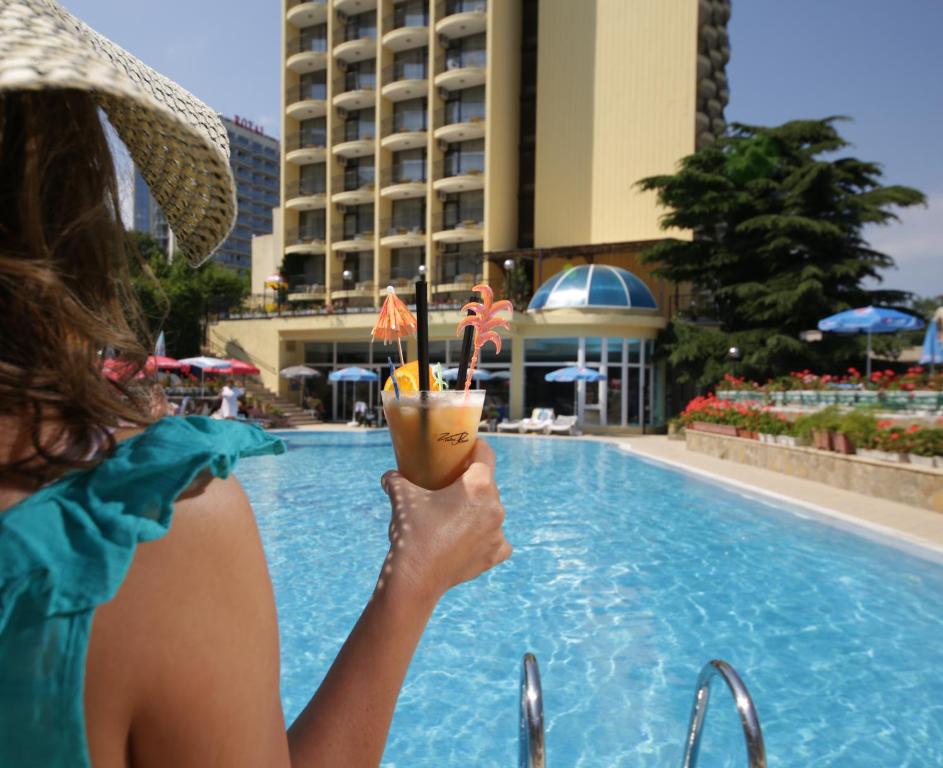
[0,417,284,767]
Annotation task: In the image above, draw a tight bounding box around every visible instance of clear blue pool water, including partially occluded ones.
[240,432,943,767]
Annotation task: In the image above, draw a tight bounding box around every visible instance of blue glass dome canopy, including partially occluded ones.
[527,265,657,312]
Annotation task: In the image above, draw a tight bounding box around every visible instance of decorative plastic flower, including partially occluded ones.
[455,284,513,393]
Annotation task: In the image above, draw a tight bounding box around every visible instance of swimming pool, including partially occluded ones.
[241,432,943,767]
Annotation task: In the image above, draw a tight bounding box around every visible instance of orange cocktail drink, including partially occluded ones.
[382,390,485,490]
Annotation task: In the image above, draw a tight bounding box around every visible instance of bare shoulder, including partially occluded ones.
[85,475,290,768]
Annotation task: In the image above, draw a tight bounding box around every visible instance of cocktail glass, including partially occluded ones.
[382,390,486,490]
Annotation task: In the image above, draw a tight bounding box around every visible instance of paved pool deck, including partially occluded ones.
[615,435,943,556]
[288,424,943,559]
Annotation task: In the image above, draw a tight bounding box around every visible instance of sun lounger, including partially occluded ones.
[497,408,549,433]
[546,415,579,436]
[521,408,555,433]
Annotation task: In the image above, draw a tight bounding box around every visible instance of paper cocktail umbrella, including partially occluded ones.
[455,284,513,394]
[372,286,418,366]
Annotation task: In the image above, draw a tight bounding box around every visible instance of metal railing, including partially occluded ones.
[431,210,484,232]
[681,660,767,768]
[435,50,486,75]
[285,179,327,199]
[441,0,488,15]
[379,165,426,187]
[433,105,485,129]
[331,225,375,243]
[333,74,377,96]
[332,122,376,144]
[331,172,375,193]
[286,34,328,56]
[286,82,327,102]
[519,654,546,768]
[284,130,327,151]
[382,61,428,86]
[333,22,377,46]
[381,114,427,136]
[284,226,327,245]
[433,158,484,180]
[380,217,425,237]
[383,3,429,32]
[331,273,375,292]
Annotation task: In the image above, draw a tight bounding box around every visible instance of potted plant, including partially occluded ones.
[908,426,941,469]
[870,426,911,463]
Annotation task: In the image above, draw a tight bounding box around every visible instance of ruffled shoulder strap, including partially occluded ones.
[0,417,285,630]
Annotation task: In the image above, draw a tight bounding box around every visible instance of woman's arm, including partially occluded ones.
[85,442,509,768]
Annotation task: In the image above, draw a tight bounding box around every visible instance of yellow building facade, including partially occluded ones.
[210,0,731,431]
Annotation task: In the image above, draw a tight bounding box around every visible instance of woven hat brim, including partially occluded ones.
[0,0,236,265]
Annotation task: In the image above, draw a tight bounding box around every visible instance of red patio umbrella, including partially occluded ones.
[148,355,189,373]
[224,359,260,376]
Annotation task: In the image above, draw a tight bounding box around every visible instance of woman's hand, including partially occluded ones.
[380,440,511,604]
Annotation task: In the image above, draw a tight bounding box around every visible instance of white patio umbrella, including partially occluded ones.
[178,355,231,396]
[280,365,322,405]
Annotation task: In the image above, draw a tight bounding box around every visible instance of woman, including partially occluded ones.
[0,2,511,766]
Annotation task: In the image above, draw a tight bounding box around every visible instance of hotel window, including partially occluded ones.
[391,198,425,232]
[444,138,484,176]
[299,163,326,195]
[343,156,374,190]
[392,148,426,183]
[344,60,376,92]
[446,32,485,70]
[300,117,326,146]
[343,9,377,42]
[393,98,427,132]
[298,209,326,240]
[343,204,374,238]
[444,85,484,124]
[442,190,483,227]
[300,23,327,52]
[393,0,428,28]
[299,70,327,100]
[344,108,375,141]
[393,47,428,81]
[439,242,482,283]
[390,247,424,279]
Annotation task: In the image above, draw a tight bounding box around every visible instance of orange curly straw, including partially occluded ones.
[372,286,418,366]
[456,284,513,394]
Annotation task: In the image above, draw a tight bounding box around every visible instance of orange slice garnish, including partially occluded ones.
[384,361,440,393]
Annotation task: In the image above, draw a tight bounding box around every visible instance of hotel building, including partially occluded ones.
[211,0,731,430]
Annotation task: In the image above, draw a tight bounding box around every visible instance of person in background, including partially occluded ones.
[219,378,243,420]
[0,3,510,767]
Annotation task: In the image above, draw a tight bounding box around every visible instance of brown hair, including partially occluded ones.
[0,90,157,487]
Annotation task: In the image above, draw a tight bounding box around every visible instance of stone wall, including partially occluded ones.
[685,431,943,513]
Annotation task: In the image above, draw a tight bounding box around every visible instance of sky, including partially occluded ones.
[64,0,942,297]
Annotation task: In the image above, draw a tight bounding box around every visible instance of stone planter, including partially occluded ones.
[690,421,739,437]
[775,435,799,447]
[758,433,777,444]
[909,454,939,469]
[812,429,833,451]
[830,431,856,455]
[737,429,758,440]
[857,448,909,464]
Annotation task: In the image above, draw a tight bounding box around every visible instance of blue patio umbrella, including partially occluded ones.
[441,367,494,382]
[328,366,379,382]
[919,318,942,369]
[817,306,925,377]
[329,367,380,422]
[544,366,607,419]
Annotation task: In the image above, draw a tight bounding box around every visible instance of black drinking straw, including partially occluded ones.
[455,295,477,387]
[416,279,430,392]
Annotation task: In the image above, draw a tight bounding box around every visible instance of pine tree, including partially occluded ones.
[638,118,925,385]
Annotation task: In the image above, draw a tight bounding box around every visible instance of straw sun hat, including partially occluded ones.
[0,0,235,264]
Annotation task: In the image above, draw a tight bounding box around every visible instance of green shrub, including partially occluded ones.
[793,406,842,441]
[837,411,879,449]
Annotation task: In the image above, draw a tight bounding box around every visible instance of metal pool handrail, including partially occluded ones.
[519,653,547,768]
[681,659,767,768]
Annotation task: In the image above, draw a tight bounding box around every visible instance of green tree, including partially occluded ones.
[638,118,926,386]
[128,232,248,358]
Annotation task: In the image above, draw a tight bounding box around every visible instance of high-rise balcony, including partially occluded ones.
[380,216,425,248]
[380,114,427,152]
[434,50,486,91]
[284,130,328,164]
[331,122,375,158]
[433,105,485,143]
[330,269,375,303]
[285,226,327,255]
[381,62,428,102]
[434,0,487,40]
[333,22,377,63]
[382,8,429,52]
[286,34,328,73]
[332,73,376,111]
[331,225,375,253]
[285,179,327,211]
[432,158,484,194]
[334,0,376,15]
[285,262,327,302]
[379,166,426,200]
[286,83,328,120]
[431,210,484,244]
[286,0,328,28]
[331,171,375,205]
